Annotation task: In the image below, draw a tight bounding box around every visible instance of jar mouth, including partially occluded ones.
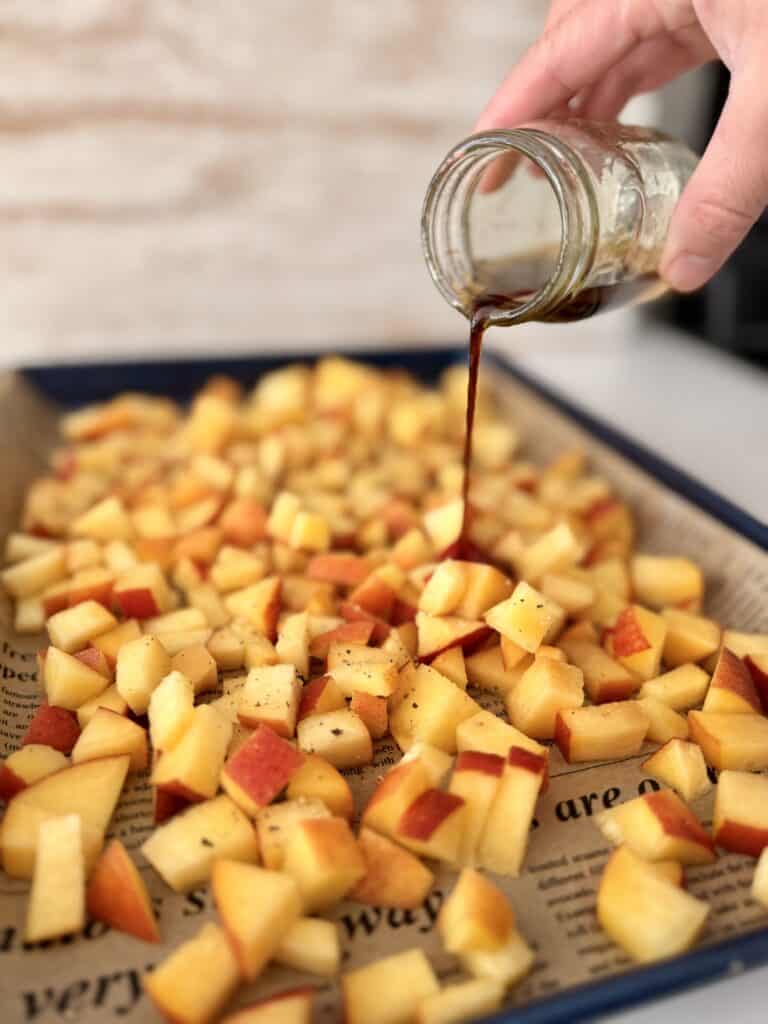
[421,128,596,326]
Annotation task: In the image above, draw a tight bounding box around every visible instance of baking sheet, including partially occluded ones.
[1,350,767,1024]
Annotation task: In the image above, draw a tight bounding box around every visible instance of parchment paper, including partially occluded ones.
[0,363,766,1024]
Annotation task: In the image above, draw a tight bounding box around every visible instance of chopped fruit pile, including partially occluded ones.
[0,356,767,1023]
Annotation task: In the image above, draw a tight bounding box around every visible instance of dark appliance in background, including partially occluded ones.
[659,65,768,364]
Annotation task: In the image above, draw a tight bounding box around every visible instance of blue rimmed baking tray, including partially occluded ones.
[19,346,768,1023]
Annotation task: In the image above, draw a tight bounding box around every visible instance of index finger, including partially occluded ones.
[475,0,670,131]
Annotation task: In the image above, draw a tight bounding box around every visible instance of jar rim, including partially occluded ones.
[421,127,598,326]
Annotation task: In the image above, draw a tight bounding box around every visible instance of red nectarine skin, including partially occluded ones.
[86,839,160,943]
[554,713,572,762]
[43,591,70,617]
[339,602,391,643]
[115,588,160,619]
[350,692,388,740]
[507,746,548,776]
[398,790,464,840]
[612,608,650,657]
[67,580,114,610]
[645,791,715,854]
[715,821,768,858]
[381,498,417,539]
[0,764,25,802]
[310,621,374,661]
[307,554,372,586]
[173,527,222,565]
[438,538,494,565]
[229,987,316,1019]
[455,751,505,777]
[219,498,268,547]
[23,703,80,754]
[299,676,334,720]
[224,725,304,808]
[390,598,417,626]
[591,679,639,704]
[349,576,397,620]
[712,649,762,711]
[74,647,111,678]
[745,654,768,713]
[153,787,190,824]
[364,763,420,812]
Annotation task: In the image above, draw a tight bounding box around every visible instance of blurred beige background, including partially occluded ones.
[0,0,692,365]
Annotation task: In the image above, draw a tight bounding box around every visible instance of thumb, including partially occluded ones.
[662,76,768,292]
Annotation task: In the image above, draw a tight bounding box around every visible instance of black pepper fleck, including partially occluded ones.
[201,838,214,847]
[331,728,344,736]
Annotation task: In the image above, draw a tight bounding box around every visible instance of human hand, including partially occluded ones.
[476,1,767,293]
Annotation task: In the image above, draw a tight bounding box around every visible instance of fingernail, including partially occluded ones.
[662,252,716,293]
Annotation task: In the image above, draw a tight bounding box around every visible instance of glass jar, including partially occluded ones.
[421,120,698,326]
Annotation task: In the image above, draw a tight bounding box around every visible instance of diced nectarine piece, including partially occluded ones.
[25,813,85,942]
[1,547,67,598]
[76,684,128,728]
[637,697,689,743]
[143,922,240,1024]
[0,745,69,802]
[598,846,708,964]
[395,789,466,864]
[611,605,666,680]
[361,758,432,838]
[661,608,720,666]
[416,979,505,1024]
[275,611,311,678]
[116,634,171,714]
[390,663,480,753]
[459,929,534,989]
[519,521,585,583]
[72,708,148,772]
[484,581,564,653]
[238,664,301,738]
[283,815,366,912]
[342,948,439,1024]
[464,644,529,692]
[596,789,715,865]
[430,646,467,688]
[350,691,388,739]
[476,747,546,877]
[455,562,513,619]
[539,572,594,615]
[213,859,302,980]
[91,618,142,667]
[310,620,374,660]
[558,639,637,703]
[424,498,464,553]
[225,576,281,639]
[44,646,110,710]
[296,709,373,769]
[438,868,514,953]
[275,918,340,978]
[702,647,762,714]
[456,709,547,762]
[149,670,195,751]
[631,555,703,610]
[221,724,304,816]
[307,553,372,586]
[256,798,330,870]
[219,497,268,547]
[721,630,768,659]
[418,561,467,615]
[638,664,710,710]
[114,563,174,618]
[86,839,159,942]
[506,656,584,739]
[46,600,117,653]
[1,754,129,878]
[688,711,768,770]
[641,739,711,803]
[415,612,491,661]
[327,643,400,697]
[152,704,231,803]
[351,826,434,909]
[713,770,768,857]
[298,675,347,720]
[555,702,649,763]
[286,754,354,820]
[448,751,504,866]
[141,794,258,891]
